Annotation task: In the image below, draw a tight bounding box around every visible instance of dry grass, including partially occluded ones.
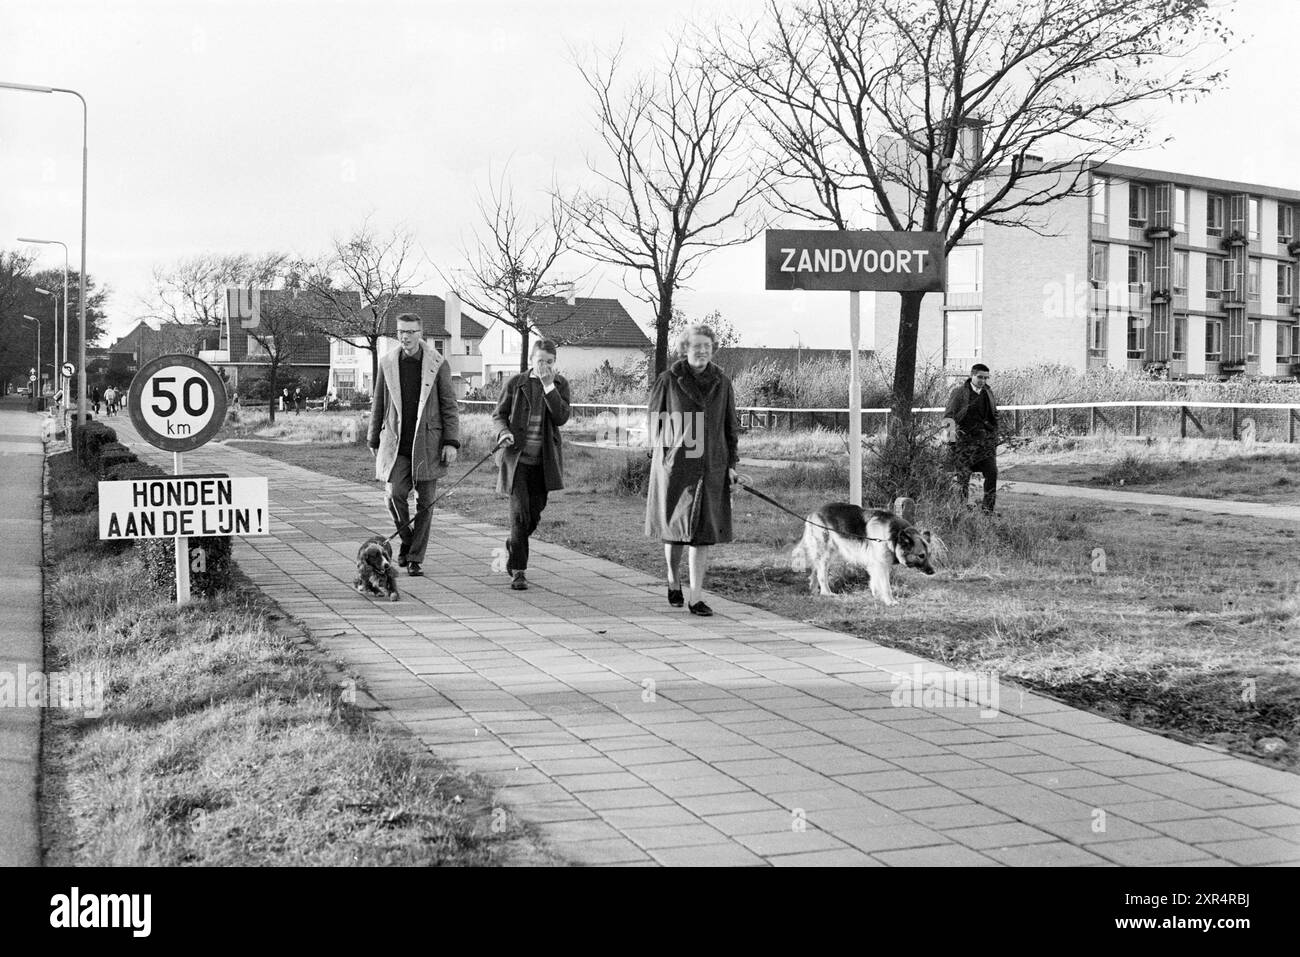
[41,451,556,866]
[241,437,1300,771]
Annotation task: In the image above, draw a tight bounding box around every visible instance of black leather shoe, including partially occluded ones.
[398,555,409,567]
[511,571,528,590]
[407,562,423,577]
[667,587,684,607]
[688,601,713,617]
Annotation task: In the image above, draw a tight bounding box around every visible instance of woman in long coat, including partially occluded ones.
[644,323,739,617]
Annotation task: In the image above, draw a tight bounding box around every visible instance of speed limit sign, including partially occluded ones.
[128,354,228,452]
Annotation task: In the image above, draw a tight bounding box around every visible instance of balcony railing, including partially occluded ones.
[946,289,982,308]
[1127,282,1150,311]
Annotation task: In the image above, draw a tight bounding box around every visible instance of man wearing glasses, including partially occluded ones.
[942,363,999,513]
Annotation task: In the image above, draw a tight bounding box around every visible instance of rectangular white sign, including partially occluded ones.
[98,476,270,540]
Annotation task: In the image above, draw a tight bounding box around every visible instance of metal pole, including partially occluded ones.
[173,451,191,606]
[849,291,862,506]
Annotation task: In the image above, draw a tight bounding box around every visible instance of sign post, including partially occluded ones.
[766,230,945,506]
[123,354,230,606]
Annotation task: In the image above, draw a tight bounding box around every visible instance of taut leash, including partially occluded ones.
[385,439,506,545]
[735,478,890,543]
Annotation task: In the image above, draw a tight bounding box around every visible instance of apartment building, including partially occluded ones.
[872,162,1300,379]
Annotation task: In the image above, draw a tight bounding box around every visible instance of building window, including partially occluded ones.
[1206,194,1224,237]
[1128,184,1148,227]
[433,339,447,353]
[1279,324,1299,362]
[335,369,356,401]
[1247,320,1261,360]
[1279,205,1294,245]
[1091,176,1108,225]
[1090,242,1108,283]
[1127,315,1148,358]
[1279,262,1295,306]
[945,310,982,363]
[1205,257,1222,300]
[1088,311,1107,355]
[1205,319,1223,362]
[247,334,271,357]
[1127,248,1149,287]
[946,246,983,307]
[1248,197,1261,242]
[337,339,355,357]
[1248,258,1261,301]
[1172,314,1187,360]
[1173,251,1188,296]
[1174,186,1187,233]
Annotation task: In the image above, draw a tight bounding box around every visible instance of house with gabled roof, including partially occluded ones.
[210,287,335,394]
[479,292,653,381]
[328,291,488,401]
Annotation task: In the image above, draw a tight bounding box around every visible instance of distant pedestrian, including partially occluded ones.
[943,362,1000,513]
[231,391,241,410]
[644,323,740,617]
[103,386,118,416]
[294,386,304,414]
[91,386,102,416]
[492,339,571,591]
[279,388,289,413]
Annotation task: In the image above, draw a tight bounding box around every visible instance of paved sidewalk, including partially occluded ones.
[0,400,46,866]
[104,416,1300,866]
[1001,479,1300,523]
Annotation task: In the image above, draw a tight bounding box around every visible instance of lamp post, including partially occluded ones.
[19,237,68,403]
[35,287,58,401]
[22,315,40,410]
[1,80,88,424]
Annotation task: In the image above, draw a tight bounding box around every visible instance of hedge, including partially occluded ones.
[70,423,236,596]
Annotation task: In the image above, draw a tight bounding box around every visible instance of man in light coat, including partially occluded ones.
[368,313,460,576]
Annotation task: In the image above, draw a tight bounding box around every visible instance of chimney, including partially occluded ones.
[445,291,462,345]
[559,282,576,306]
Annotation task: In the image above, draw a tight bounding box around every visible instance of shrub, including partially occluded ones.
[137,536,235,599]
[1097,453,1181,487]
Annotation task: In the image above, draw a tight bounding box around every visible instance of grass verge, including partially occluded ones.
[235,436,1300,772]
[41,449,557,866]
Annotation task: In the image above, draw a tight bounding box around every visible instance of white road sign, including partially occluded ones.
[62,361,76,378]
[98,475,270,540]
[127,354,228,452]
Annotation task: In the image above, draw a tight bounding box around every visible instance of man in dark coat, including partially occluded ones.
[942,362,999,512]
[492,339,571,591]
[368,313,460,576]
[644,324,739,617]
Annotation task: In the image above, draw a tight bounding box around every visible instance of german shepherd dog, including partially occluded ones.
[790,504,935,605]
[355,536,400,601]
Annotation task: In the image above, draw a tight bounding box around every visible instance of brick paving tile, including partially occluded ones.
[985,843,1112,866]
[873,845,1001,866]
[829,824,950,854]
[941,822,1060,850]
[624,823,734,850]
[674,792,783,817]
[599,804,704,830]
[769,848,882,866]
[1220,805,1300,829]
[1195,837,1300,866]
[733,829,851,857]
[547,838,653,865]
[655,775,753,799]
[703,808,805,837]
[574,788,677,811]
[1088,837,1217,866]
[648,843,768,867]
[871,786,973,811]
[1146,816,1271,844]
[1033,817,1161,845]
[905,804,1015,830]
[553,771,648,792]
[1101,799,1222,824]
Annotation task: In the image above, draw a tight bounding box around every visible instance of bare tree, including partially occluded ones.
[299,219,421,388]
[448,173,581,373]
[566,41,768,376]
[714,0,1233,439]
[143,252,287,353]
[244,275,327,424]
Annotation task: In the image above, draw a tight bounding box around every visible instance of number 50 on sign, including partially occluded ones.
[128,354,228,452]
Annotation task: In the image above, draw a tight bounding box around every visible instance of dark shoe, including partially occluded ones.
[511,571,528,590]
[407,562,423,577]
[688,601,713,617]
[667,587,684,607]
[398,555,409,567]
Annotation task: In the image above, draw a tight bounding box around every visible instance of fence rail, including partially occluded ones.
[457,399,1300,443]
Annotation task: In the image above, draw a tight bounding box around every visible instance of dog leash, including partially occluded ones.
[384,438,507,545]
[735,478,890,543]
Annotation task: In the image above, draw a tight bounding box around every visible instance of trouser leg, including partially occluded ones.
[386,455,414,559]
[507,462,547,572]
[972,454,998,511]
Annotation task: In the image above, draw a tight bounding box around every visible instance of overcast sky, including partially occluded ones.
[1,0,1294,350]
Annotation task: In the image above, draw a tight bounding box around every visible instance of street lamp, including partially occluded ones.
[18,237,68,402]
[0,80,88,424]
[22,315,40,408]
[35,287,58,400]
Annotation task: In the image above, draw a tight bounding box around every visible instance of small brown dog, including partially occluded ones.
[354,536,400,601]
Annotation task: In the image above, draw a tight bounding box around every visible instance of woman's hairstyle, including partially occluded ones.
[676,323,717,357]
